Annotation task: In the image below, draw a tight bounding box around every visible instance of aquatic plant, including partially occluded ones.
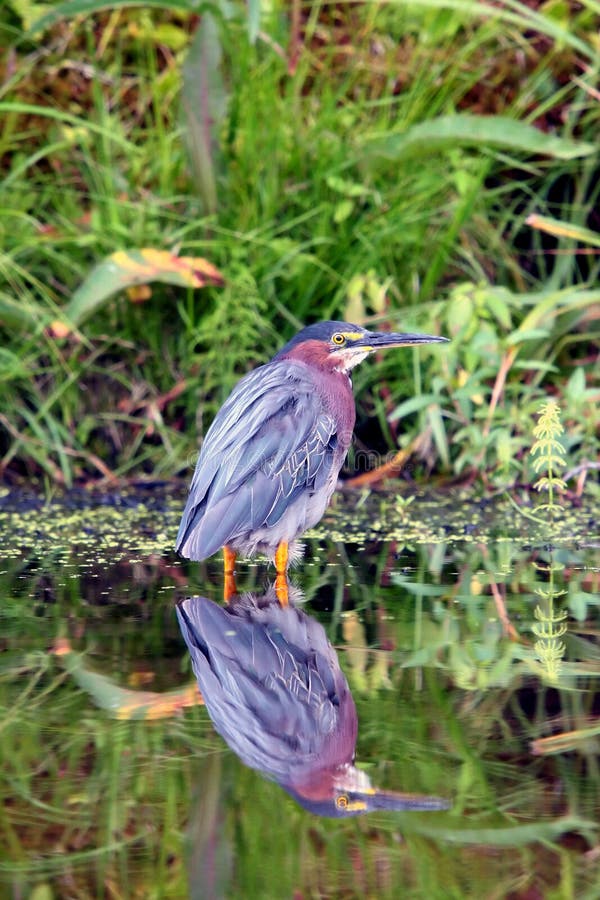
[530,400,567,515]
[532,560,567,682]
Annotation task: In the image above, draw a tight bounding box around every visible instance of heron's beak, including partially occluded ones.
[356,331,450,351]
[333,765,450,815]
[362,788,450,813]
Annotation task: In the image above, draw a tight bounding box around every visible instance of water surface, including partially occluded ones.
[1,487,598,898]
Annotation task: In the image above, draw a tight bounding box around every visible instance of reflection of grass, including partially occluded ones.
[2,645,597,898]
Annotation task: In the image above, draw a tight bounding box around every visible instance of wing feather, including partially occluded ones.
[176,359,340,559]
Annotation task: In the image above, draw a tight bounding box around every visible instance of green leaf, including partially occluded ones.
[427,404,449,468]
[389,393,439,421]
[446,291,474,336]
[29,0,214,34]
[26,885,54,900]
[386,0,595,60]
[333,199,354,223]
[0,294,41,330]
[56,644,200,720]
[7,0,49,30]
[485,290,512,330]
[513,288,600,335]
[246,0,261,43]
[327,175,369,198]
[527,214,600,249]
[0,102,137,152]
[513,361,558,373]
[413,816,597,847]
[391,578,448,597]
[505,328,550,346]
[58,249,224,330]
[181,11,229,215]
[0,348,29,381]
[565,365,586,402]
[361,115,595,164]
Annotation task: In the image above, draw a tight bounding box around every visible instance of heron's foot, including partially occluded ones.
[275,541,289,606]
[275,573,290,606]
[223,546,237,602]
[224,573,238,602]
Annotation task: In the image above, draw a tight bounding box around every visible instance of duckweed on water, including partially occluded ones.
[1,486,598,563]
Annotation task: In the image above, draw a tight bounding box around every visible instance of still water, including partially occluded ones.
[1,487,598,899]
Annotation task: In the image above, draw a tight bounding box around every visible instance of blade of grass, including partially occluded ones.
[29,0,220,34]
[0,102,139,153]
[181,11,229,215]
[361,115,596,164]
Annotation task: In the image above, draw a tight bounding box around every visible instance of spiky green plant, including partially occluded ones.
[530,400,567,515]
[532,561,567,683]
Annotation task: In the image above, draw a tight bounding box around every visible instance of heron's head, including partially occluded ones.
[275,320,449,374]
[284,763,450,818]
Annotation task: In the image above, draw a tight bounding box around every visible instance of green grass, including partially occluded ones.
[0,1,599,488]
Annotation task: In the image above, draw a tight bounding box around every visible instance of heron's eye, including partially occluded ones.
[336,795,348,809]
[331,333,346,346]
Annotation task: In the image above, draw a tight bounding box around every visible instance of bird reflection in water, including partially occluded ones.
[177,585,449,818]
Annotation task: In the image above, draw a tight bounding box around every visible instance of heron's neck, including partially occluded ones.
[278,349,356,445]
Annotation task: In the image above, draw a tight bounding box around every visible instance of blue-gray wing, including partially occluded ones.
[176,360,340,560]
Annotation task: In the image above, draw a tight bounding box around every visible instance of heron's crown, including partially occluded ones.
[275,321,368,358]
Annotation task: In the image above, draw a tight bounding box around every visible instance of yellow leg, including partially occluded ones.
[223,545,237,602]
[274,541,289,607]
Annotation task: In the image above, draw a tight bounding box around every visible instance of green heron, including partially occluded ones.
[176,320,448,601]
[177,590,449,817]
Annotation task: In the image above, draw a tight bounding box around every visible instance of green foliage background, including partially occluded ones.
[0,0,598,488]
